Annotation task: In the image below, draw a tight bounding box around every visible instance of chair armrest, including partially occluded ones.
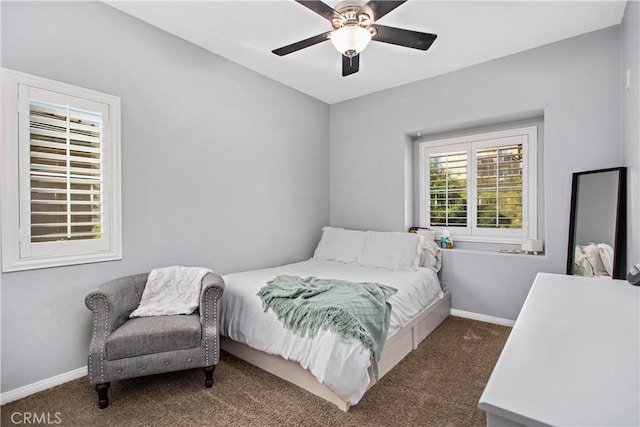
[199,272,225,367]
[85,273,148,384]
[85,273,148,335]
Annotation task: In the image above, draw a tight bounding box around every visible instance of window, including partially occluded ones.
[419,126,537,244]
[2,68,121,271]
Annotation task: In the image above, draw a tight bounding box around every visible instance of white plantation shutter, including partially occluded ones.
[475,142,524,229]
[29,100,103,243]
[428,149,468,228]
[2,68,121,271]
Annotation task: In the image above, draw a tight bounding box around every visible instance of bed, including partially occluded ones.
[220,227,451,411]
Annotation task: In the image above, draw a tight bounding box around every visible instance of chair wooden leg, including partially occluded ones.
[204,365,215,388]
[95,383,110,409]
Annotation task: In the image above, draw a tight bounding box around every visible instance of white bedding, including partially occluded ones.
[220,258,443,405]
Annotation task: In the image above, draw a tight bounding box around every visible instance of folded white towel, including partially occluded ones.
[130,266,212,317]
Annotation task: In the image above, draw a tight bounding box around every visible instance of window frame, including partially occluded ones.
[418,126,537,244]
[2,68,122,271]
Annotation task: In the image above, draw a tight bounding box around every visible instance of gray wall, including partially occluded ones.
[621,0,640,269]
[330,26,622,320]
[0,1,329,392]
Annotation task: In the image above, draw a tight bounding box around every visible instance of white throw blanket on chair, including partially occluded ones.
[130,266,212,317]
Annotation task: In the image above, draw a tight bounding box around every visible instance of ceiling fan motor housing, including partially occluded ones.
[332,0,372,29]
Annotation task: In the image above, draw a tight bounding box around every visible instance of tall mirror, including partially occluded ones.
[567,167,627,279]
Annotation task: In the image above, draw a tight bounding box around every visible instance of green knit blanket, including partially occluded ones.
[257,275,397,378]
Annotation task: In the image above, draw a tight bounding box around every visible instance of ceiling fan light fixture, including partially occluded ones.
[330,25,371,57]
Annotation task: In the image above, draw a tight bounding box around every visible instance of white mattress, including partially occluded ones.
[220,258,443,405]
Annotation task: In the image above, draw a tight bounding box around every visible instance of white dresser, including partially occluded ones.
[479,272,640,426]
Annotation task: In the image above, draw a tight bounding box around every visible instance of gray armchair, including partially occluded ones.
[85,271,224,408]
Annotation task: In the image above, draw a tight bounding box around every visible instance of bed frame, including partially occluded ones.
[221,290,451,411]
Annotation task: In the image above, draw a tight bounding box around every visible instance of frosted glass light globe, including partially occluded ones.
[330,26,372,57]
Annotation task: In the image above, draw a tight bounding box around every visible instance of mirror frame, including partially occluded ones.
[566,167,627,279]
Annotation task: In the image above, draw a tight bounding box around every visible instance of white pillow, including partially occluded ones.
[358,231,424,270]
[574,245,594,277]
[421,240,442,272]
[313,227,367,264]
[597,243,614,276]
[581,243,608,276]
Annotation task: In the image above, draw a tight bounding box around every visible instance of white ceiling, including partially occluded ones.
[107,1,627,104]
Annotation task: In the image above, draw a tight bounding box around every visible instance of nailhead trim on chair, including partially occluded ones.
[205,287,210,367]
[214,288,222,362]
[204,286,223,367]
[87,294,109,384]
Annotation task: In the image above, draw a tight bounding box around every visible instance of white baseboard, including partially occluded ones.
[450,309,515,327]
[0,366,87,405]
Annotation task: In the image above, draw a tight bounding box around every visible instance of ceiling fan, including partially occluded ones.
[272,0,437,77]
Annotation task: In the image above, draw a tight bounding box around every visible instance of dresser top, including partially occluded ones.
[479,272,640,426]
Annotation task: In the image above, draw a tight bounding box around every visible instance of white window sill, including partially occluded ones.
[436,234,533,245]
[439,247,547,259]
[2,251,122,272]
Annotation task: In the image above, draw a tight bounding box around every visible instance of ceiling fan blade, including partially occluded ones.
[361,1,406,21]
[342,54,360,77]
[295,0,343,22]
[272,31,332,56]
[371,24,437,50]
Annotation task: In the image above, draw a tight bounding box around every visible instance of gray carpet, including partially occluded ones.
[1,316,510,426]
